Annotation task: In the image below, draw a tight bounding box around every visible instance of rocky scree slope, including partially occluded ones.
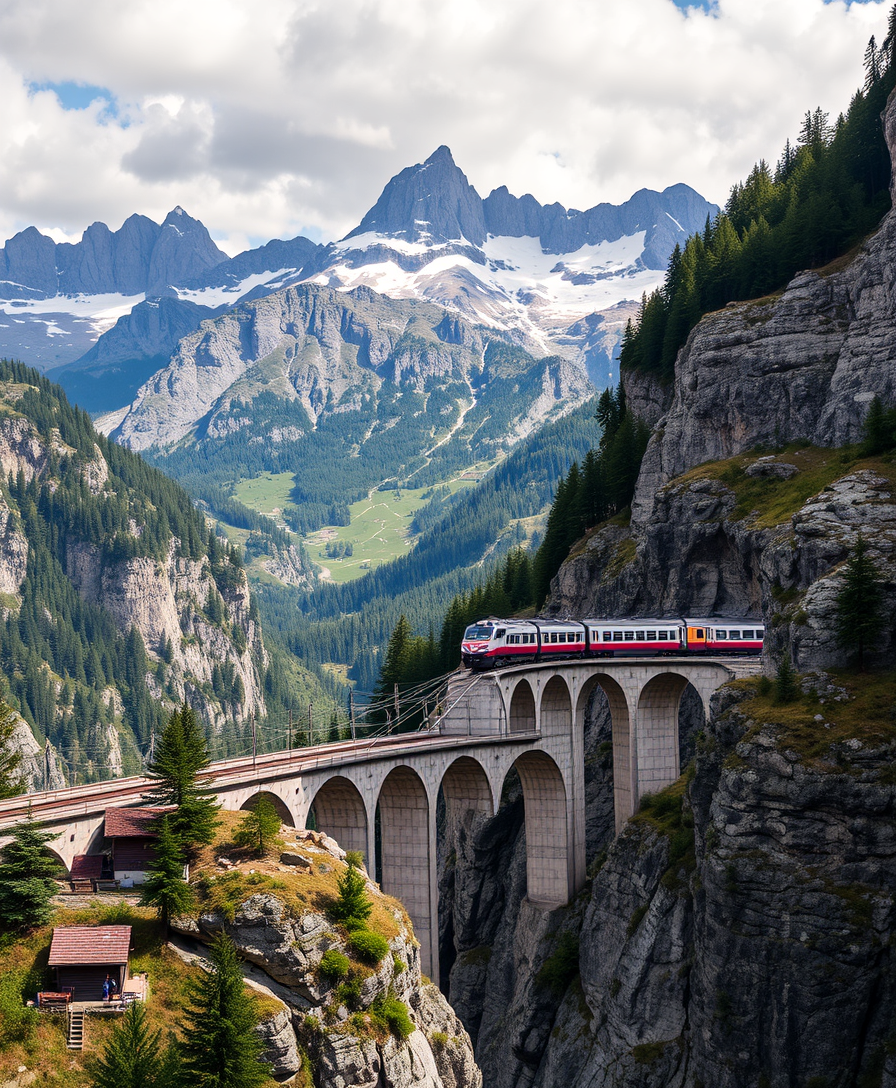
[173,822,481,1088]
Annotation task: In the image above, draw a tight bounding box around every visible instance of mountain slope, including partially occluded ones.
[0,359,335,784]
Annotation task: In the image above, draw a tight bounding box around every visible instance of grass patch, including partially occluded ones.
[347,930,390,966]
[633,773,696,889]
[370,992,414,1041]
[668,445,896,530]
[318,950,350,983]
[734,669,896,769]
[536,933,580,995]
[191,812,403,942]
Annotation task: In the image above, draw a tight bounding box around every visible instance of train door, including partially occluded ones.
[687,624,707,652]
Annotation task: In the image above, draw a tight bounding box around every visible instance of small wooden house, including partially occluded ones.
[68,854,104,893]
[104,807,165,887]
[47,925,131,1001]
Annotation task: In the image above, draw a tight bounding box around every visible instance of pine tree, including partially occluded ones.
[0,698,24,799]
[331,855,373,931]
[774,655,799,704]
[0,814,63,928]
[89,999,175,1088]
[233,795,283,857]
[835,534,886,669]
[144,705,220,853]
[139,815,194,928]
[176,933,269,1088]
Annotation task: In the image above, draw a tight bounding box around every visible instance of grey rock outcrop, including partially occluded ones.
[173,833,481,1088]
[106,282,591,455]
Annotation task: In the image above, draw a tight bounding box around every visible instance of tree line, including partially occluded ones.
[620,13,896,382]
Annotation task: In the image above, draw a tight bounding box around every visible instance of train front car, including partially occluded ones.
[685,619,765,654]
[583,619,686,656]
[461,619,539,670]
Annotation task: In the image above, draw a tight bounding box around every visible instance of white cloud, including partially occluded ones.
[0,0,887,252]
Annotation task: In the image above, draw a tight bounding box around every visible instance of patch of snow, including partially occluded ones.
[176,268,297,307]
[665,212,684,231]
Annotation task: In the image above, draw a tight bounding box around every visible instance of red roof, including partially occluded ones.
[48,926,132,966]
[69,855,102,880]
[104,807,166,839]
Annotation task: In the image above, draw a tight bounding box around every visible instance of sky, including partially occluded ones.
[0,0,890,256]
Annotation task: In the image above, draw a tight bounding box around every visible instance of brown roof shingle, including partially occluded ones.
[48,926,132,966]
[69,855,103,880]
[104,807,165,839]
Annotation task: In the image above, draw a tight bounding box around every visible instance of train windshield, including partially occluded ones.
[464,625,494,640]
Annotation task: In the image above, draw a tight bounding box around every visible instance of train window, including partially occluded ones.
[496,629,506,638]
[602,631,611,641]
[613,631,623,640]
[716,630,727,640]
[742,630,753,639]
[658,631,667,640]
[696,629,705,639]
[635,631,645,641]
[646,631,657,641]
[729,630,740,640]
[624,631,635,641]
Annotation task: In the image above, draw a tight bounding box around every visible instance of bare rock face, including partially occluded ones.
[173,835,481,1088]
[9,715,65,792]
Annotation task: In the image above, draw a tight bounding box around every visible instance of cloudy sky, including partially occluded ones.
[0,0,889,254]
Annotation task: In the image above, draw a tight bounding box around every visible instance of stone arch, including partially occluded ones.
[636,672,691,800]
[239,790,296,827]
[308,775,368,861]
[575,673,635,833]
[540,675,572,737]
[44,846,69,877]
[513,750,570,907]
[440,756,494,828]
[509,679,537,734]
[377,766,433,975]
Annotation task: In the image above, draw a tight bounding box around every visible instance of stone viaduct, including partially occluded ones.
[0,657,757,984]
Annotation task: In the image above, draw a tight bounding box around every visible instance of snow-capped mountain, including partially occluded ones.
[0,148,717,415]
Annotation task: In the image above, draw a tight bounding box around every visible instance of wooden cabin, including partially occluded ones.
[104,807,165,887]
[47,925,131,1001]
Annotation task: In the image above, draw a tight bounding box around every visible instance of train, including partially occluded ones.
[460,617,765,670]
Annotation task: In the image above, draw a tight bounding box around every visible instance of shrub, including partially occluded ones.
[430,1031,449,1051]
[344,850,365,869]
[392,954,406,974]
[335,973,363,1011]
[371,992,414,1040]
[318,950,350,983]
[348,930,390,966]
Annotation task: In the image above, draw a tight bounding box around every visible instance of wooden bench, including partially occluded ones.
[94,879,120,892]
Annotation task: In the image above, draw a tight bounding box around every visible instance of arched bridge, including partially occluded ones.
[0,657,758,983]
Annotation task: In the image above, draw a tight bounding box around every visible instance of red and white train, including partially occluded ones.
[460,617,764,670]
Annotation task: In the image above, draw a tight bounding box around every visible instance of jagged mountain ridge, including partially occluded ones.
[0,148,715,411]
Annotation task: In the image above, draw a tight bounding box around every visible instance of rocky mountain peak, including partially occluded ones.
[344,145,487,246]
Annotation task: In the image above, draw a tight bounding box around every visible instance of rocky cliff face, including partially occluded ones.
[437,79,896,1088]
[173,826,482,1088]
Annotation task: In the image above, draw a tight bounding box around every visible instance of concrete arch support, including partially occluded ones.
[636,673,690,799]
[440,756,494,829]
[377,766,435,978]
[514,751,570,907]
[240,790,296,827]
[509,679,537,734]
[540,675,573,737]
[310,776,369,863]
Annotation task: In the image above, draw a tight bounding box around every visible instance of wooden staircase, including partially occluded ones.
[66,1008,84,1050]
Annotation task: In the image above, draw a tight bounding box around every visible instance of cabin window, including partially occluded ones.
[696,629,705,639]
[635,631,645,641]
[496,629,506,638]
[646,631,657,641]
[624,631,635,641]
